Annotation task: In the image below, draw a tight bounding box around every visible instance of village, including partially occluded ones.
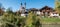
[19,3,59,17]
[0,0,60,27]
[0,3,59,17]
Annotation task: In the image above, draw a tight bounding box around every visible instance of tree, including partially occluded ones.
[0,12,26,27]
[55,0,60,14]
[6,7,13,14]
[24,11,40,27]
[24,12,33,27]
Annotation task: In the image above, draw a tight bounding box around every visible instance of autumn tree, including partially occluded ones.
[55,0,60,14]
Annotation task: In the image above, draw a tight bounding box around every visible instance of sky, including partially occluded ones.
[0,0,55,12]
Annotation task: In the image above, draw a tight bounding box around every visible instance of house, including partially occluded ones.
[39,6,54,16]
[39,6,59,17]
[49,10,59,17]
[0,9,4,16]
[29,8,38,14]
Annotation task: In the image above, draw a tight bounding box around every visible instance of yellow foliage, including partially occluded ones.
[25,12,35,27]
[55,0,60,14]
[26,12,33,25]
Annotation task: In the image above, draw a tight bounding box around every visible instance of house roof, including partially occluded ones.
[39,6,53,11]
[29,8,38,11]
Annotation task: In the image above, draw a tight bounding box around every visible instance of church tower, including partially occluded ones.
[24,2,26,9]
[20,2,26,14]
[20,3,23,13]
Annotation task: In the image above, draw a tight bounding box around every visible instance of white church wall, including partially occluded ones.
[21,14,25,17]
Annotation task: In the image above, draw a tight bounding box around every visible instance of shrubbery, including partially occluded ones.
[0,11,41,27]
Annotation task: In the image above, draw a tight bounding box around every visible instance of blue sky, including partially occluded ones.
[0,0,55,12]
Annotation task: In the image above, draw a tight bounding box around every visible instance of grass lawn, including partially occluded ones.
[40,17,60,24]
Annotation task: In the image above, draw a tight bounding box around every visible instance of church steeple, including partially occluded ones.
[24,2,26,9]
[20,2,23,8]
[21,3,22,6]
[20,2,23,13]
